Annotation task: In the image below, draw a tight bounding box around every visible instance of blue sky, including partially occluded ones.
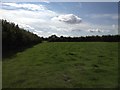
[44,2,118,24]
[0,2,118,37]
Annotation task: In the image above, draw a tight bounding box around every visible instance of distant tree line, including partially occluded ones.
[2,19,42,57]
[47,35,120,42]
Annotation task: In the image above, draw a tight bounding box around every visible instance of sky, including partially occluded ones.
[1,0,120,2]
[0,1,119,37]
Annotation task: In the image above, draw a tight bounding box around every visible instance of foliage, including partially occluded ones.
[48,35,120,42]
[2,19,42,57]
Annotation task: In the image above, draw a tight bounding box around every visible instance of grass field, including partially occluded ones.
[2,42,118,88]
[0,61,2,89]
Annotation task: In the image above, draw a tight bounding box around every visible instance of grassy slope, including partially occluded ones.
[0,61,2,89]
[3,42,118,88]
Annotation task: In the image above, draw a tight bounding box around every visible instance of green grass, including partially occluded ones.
[0,61,2,89]
[3,42,118,88]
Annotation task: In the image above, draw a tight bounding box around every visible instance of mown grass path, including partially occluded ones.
[3,42,118,88]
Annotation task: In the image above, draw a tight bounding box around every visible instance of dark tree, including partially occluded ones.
[47,35,120,42]
[2,19,42,58]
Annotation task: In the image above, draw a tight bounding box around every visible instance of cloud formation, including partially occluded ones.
[88,28,103,33]
[52,14,82,24]
[3,3,47,11]
[87,14,118,20]
[0,2,118,37]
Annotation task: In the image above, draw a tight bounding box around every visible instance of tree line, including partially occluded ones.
[47,35,120,42]
[2,19,42,57]
[2,19,120,58]
[45,35,120,42]
[46,35,120,42]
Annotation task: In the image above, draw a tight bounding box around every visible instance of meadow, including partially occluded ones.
[2,42,118,88]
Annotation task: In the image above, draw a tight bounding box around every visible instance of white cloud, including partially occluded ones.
[3,3,47,11]
[43,0,51,3]
[52,14,82,24]
[88,28,104,33]
[112,24,118,29]
[87,14,118,20]
[19,23,35,30]
[0,5,57,24]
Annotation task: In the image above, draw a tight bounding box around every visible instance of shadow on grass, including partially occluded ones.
[2,44,38,60]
